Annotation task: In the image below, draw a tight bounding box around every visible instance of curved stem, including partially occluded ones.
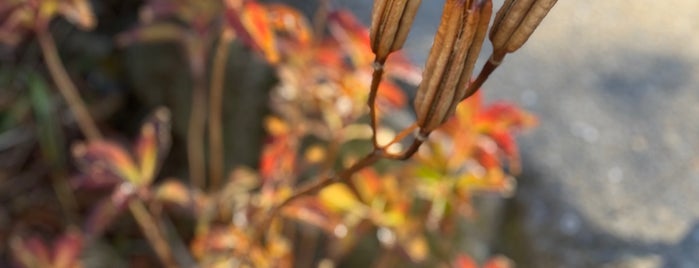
[208,30,234,191]
[36,29,101,141]
[462,52,505,101]
[129,200,179,268]
[368,59,385,149]
[255,150,382,242]
[186,41,208,190]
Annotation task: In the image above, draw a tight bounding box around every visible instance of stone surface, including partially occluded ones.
[322,0,699,267]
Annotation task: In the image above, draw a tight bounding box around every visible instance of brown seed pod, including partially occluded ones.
[414,0,492,133]
[490,0,558,54]
[370,0,422,63]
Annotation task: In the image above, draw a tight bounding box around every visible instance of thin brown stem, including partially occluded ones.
[128,199,179,268]
[38,22,182,268]
[379,123,418,150]
[36,29,101,141]
[186,41,208,190]
[461,52,505,101]
[382,138,424,160]
[208,30,234,191]
[368,59,385,149]
[255,150,382,242]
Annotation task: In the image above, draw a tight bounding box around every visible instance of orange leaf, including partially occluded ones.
[226,1,279,63]
[267,4,313,48]
[327,10,374,68]
[156,180,204,214]
[483,255,514,268]
[377,79,407,109]
[52,229,83,268]
[454,254,479,268]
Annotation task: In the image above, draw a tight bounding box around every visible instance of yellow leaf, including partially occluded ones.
[318,183,362,213]
[304,145,326,164]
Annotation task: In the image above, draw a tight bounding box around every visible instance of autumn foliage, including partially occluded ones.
[0,0,556,267]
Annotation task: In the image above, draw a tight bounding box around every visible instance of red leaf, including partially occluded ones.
[454,254,479,268]
[483,255,514,268]
[327,10,374,68]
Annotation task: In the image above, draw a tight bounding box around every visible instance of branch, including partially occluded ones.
[36,29,102,141]
[208,30,234,190]
[128,200,179,268]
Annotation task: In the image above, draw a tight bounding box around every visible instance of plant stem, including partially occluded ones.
[128,199,179,268]
[186,40,208,190]
[36,29,101,141]
[37,27,178,267]
[368,59,385,149]
[208,30,234,191]
[462,52,505,101]
[255,150,382,242]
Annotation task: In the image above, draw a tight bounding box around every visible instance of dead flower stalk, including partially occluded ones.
[370,0,422,63]
[414,0,491,133]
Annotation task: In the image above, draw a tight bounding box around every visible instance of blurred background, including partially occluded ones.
[2,0,699,267]
[309,0,699,267]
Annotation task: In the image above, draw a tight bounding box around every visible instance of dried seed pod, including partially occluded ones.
[490,0,557,54]
[370,0,422,63]
[414,0,492,132]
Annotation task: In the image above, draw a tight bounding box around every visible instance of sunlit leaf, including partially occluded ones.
[267,4,312,48]
[454,254,479,268]
[354,169,382,202]
[10,229,84,268]
[72,141,140,184]
[327,10,373,68]
[155,179,203,214]
[134,107,171,185]
[10,236,51,268]
[483,255,514,268]
[377,79,407,109]
[456,169,515,196]
[318,183,363,213]
[52,228,83,268]
[0,4,35,46]
[304,144,326,164]
[190,225,253,262]
[403,235,428,262]
[225,1,280,63]
[57,0,96,30]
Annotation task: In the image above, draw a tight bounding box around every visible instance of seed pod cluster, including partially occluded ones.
[369,0,422,63]
[414,0,492,133]
[490,0,558,55]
